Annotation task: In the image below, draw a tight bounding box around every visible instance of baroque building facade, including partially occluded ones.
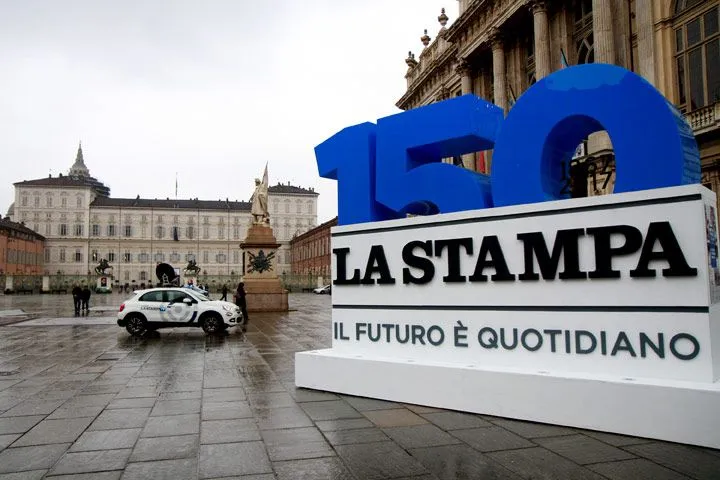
[6,145,318,284]
[398,0,719,202]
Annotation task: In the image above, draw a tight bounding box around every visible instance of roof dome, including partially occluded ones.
[5,202,14,219]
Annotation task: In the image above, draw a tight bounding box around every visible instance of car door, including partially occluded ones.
[162,290,198,324]
[137,290,164,323]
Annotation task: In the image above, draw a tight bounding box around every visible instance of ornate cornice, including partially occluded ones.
[396,44,459,110]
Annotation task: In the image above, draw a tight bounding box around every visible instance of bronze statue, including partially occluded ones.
[94,258,113,276]
[183,259,201,276]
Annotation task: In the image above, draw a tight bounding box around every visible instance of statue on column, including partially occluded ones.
[251,164,270,225]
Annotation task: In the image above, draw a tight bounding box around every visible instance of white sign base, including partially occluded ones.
[296,350,720,448]
[296,185,720,448]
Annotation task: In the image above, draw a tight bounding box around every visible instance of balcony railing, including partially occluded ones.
[685,102,720,134]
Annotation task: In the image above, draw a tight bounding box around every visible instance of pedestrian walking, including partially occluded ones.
[235,282,249,332]
[81,285,91,312]
[71,285,82,315]
[220,284,228,301]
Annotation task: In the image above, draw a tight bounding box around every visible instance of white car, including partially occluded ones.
[117,287,243,336]
[313,285,331,294]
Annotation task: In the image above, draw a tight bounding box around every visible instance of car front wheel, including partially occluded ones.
[125,314,147,337]
[202,314,223,335]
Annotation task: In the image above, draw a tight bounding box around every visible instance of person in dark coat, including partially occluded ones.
[81,285,91,312]
[235,282,249,332]
[220,284,228,301]
[71,285,82,315]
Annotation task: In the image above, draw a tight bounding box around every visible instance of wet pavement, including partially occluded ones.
[0,292,719,479]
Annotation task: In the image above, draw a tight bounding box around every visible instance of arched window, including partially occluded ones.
[674,2,719,111]
[573,0,594,64]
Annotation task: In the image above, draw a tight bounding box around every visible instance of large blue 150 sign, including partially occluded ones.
[316,64,701,226]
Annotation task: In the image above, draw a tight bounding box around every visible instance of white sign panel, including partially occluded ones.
[296,185,720,449]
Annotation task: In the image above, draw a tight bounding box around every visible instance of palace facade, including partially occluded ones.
[6,145,318,283]
[398,0,719,200]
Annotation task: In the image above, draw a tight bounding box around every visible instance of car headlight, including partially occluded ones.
[221,305,233,312]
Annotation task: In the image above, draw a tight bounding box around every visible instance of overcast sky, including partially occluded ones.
[0,0,457,223]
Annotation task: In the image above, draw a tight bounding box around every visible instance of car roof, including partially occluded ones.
[133,287,195,295]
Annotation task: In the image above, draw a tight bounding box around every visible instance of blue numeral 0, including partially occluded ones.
[491,63,700,207]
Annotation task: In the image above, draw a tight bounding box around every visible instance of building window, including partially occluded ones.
[296,201,302,213]
[140,271,147,281]
[141,215,147,223]
[21,196,28,206]
[76,197,82,208]
[61,198,67,208]
[233,226,240,239]
[170,252,180,263]
[46,197,52,207]
[44,248,50,262]
[218,226,225,239]
[74,224,83,236]
[108,251,116,262]
[674,4,719,110]
[186,226,194,239]
[124,271,130,281]
[285,201,290,213]
[203,251,209,263]
[154,252,164,263]
[139,252,149,263]
[156,226,165,239]
[91,250,98,262]
[59,248,66,262]
[107,225,116,237]
[124,225,132,237]
[217,253,226,264]
[157,215,163,223]
[75,249,82,263]
[59,224,68,236]
[123,252,131,263]
[233,250,239,264]
[172,226,179,241]
[203,226,209,239]
[203,216,210,225]
[91,224,100,236]
[45,224,51,236]
[34,197,40,207]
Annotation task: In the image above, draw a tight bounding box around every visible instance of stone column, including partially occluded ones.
[635,0,656,85]
[588,0,615,155]
[456,60,475,170]
[592,0,615,64]
[490,29,507,113]
[530,0,551,79]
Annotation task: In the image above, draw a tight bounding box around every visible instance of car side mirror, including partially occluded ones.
[183,298,193,305]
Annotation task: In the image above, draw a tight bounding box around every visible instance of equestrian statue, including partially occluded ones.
[183,259,201,276]
[94,258,113,276]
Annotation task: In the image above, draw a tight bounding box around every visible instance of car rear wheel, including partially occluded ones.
[125,314,147,337]
[202,314,223,335]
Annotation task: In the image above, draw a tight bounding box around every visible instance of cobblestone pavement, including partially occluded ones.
[0,293,719,479]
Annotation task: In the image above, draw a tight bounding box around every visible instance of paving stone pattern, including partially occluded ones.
[0,293,718,479]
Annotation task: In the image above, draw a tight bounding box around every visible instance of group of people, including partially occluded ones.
[221,283,249,333]
[71,285,92,315]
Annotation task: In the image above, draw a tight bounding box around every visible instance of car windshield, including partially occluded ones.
[190,291,209,302]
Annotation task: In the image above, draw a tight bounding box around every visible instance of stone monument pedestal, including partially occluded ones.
[240,224,288,312]
[96,275,112,293]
